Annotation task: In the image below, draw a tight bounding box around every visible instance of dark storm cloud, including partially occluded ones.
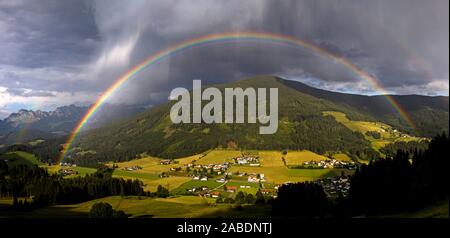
[0,0,99,67]
[6,87,55,97]
[0,0,448,115]
[97,0,448,107]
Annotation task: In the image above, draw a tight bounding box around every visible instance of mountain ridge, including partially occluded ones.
[0,104,146,145]
[278,78,449,136]
[65,76,448,166]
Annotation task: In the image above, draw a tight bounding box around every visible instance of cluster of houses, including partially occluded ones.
[159,172,169,178]
[247,173,265,183]
[169,167,182,172]
[316,176,351,197]
[301,159,357,169]
[234,156,260,166]
[58,168,77,176]
[122,165,142,171]
[59,162,76,167]
[202,191,223,198]
[160,159,175,165]
[186,185,238,198]
[239,185,252,189]
[186,162,230,171]
[188,162,230,179]
[186,186,209,193]
[192,175,209,181]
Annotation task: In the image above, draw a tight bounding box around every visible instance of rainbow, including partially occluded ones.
[59,32,417,162]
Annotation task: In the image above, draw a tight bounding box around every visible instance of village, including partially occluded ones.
[316,176,351,198]
[234,155,261,166]
[122,165,142,171]
[56,151,357,199]
[152,152,359,199]
[298,158,357,169]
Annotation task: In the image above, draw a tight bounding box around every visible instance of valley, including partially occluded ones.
[0,76,447,219]
[45,148,354,192]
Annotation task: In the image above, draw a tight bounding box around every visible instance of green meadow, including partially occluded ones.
[323,111,423,152]
[0,151,43,167]
[0,195,271,218]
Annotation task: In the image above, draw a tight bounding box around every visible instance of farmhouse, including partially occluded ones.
[211,191,221,198]
[248,175,259,183]
[159,172,169,178]
[216,177,226,183]
[226,186,237,193]
[58,168,77,176]
[248,173,265,183]
[160,159,173,165]
[123,165,142,171]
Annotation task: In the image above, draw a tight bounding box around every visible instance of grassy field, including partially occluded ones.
[195,149,241,165]
[72,166,97,176]
[107,157,160,167]
[230,165,348,184]
[141,176,192,192]
[0,151,43,167]
[323,111,422,151]
[372,199,449,218]
[284,150,329,166]
[107,168,190,192]
[0,196,271,218]
[258,151,284,167]
[171,180,224,194]
[106,154,200,174]
[226,180,261,194]
[103,156,193,191]
[175,153,205,164]
[106,156,178,174]
[42,164,97,177]
[112,169,160,180]
[37,148,354,193]
[3,194,444,218]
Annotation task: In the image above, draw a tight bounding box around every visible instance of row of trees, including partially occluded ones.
[216,190,267,205]
[89,202,127,218]
[380,140,429,158]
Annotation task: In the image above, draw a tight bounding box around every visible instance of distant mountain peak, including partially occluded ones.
[0,104,146,145]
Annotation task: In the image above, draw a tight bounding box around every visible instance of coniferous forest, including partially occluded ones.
[272,133,449,217]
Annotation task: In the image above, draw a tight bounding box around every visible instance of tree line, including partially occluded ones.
[272,133,449,217]
[0,163,173,211]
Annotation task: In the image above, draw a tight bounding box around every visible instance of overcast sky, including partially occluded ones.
[0,0,448,118]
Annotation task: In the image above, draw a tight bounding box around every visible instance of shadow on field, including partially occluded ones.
[197,204,272,218]
[0,204,89,218]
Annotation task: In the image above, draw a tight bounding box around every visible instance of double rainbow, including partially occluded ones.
[59,32,416,162]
